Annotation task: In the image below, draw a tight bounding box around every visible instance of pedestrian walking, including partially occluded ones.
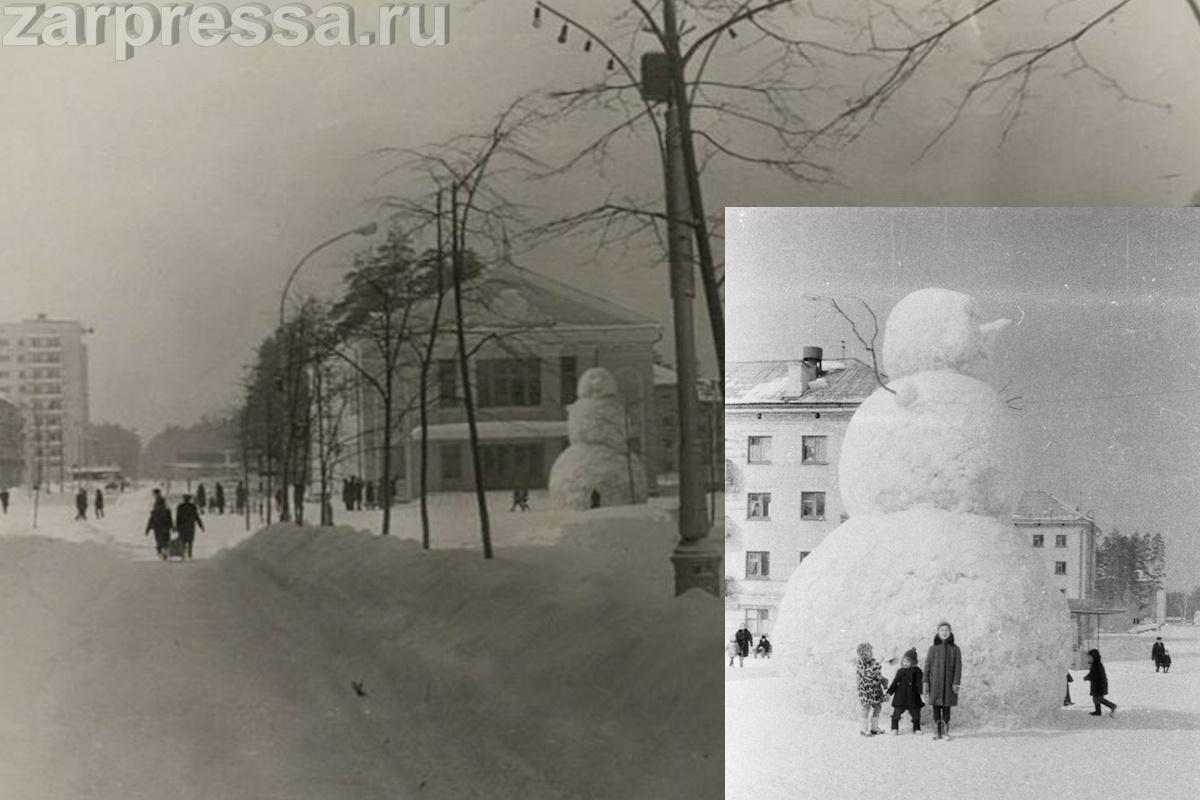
[0,487,9,514]
[196,483,207,515]
[1152,637,1167,672]
[175,494,205,560]
[589,488,601,508]
[887,647,925,734]
[145,493,174,560]
[735,624,754,659]
[856,642,887,736]
[1084,648,1118,717]
[923,621,962,740]
[94,488,105,519]
[214,482,226,514]
[74,487,88,520]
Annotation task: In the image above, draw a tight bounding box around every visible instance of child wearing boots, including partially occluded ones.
[856,642,887,737]
[924,621,962,740]
[1084,648,1118,717]
[886,647,925,734]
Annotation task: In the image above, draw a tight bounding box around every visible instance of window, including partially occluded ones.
[746,551,770,579]
[1055,534,1067,548]
[747,436,772,463]
[747,492,771,520]
[744,608,770,634]
[477,359,542,408]
[437,359,457,403]
[1032,534,1044,548]
[440,443,461,480]
[1055,562,1067,575]
[560,356,578,406]
[802,436,827,464]
[800,492,825,520]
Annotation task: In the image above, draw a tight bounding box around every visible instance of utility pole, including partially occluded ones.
[642,0,720,597]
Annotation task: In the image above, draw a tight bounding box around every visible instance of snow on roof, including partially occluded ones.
[465,265,659,329]
[1013,490,1093,523]
[409,420,567,442]
[726,359,882,405]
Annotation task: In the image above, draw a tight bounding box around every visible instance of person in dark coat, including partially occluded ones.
[1064,673,1075,706]
[0,487,10,514]
[887,647,925,734]
[1151,637,1167,672]
[145,494,174,560]
[74,487,88,520]
[1084,648,1117,717]
[175,494,205,560]
[923,621,962,740]
[196,483,207,514]
[94,489,105,519]
[590,489,601,509]
[755,634,772,658]
[735,624,754,659]
[214,482,226,515]
[235,481,247,515]
[342,478,353,512]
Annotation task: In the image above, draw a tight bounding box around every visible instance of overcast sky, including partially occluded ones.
[726,207,1200,592]
[1,3,1197,447]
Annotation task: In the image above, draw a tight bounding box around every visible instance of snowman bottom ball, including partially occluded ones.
[773,508,1071,729]
[548,443,648,510]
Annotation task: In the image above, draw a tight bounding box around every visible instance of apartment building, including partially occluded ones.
[0,397,23,487]
[0,314,91,485]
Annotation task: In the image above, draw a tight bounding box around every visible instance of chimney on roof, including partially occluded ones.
[802,346,823,377]
[786,361,812,396]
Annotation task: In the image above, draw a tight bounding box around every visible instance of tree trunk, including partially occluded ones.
[418,188,447,551]
[379,369,394,537]
[451,187,492,559]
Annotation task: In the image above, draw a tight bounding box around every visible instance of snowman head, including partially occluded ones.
[576,367,619,400]
[881,288,1010,382]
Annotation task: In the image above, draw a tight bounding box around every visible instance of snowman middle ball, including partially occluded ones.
[839,370,1022,518]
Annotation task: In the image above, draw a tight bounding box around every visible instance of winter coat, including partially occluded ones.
[735,628,754,653]
[1084,659,1109,697]
[924,633,962,707]
[94,490,104,508]
[175,502,205,537]
[887,665,925,710]
[146,504,173,535]
[856,657,886,706]
[1152,641,1166,662]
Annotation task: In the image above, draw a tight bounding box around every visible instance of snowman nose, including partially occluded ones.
[979,318,1011,337]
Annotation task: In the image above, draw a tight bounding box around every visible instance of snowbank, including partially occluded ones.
[773,508,1072,728]
[217,510,720,799]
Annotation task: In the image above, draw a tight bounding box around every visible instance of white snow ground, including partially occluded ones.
[0,487,719,799]
[727,625,1200,800]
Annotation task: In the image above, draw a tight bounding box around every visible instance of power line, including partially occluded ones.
[1024,387,1200,404]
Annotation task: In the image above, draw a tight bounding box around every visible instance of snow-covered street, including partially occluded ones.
[0,488,720,799]
[726,626,1200,799]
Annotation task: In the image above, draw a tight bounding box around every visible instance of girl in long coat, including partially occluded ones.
[923,621,962,740]
[1084,649,1118,717]
[855,642,887,736]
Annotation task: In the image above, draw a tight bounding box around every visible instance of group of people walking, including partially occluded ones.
[73,487,105,520]
[727,624,771,667]
[857,621,962,740]
[341,476,394,511]
[144,488,204,560]
[191,482,242,515]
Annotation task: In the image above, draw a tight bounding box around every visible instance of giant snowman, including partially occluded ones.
[774,288,1072,728]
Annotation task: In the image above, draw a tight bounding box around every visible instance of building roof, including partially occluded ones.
[726,358,883,405]
[1014,491,1093,523]
[463,265,659,329]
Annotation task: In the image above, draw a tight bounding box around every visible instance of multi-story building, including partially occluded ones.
[347,264,662,498]
[725,349,878,635]
[0,397,23,487]
[0,314,91,486]
[1013,491,1098,601]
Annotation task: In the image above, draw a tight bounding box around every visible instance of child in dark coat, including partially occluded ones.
[1084,648,1118,717]
[886,647,925,734]
[856,642,887,736]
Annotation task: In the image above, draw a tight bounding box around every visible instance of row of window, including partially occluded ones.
[0,352,63,364]
[746,435,827,465]
[1033,534,1069,548]
[0,337,61,348]
[746,491,826,520]
[744,550,1068,580]
[0,369,62,378]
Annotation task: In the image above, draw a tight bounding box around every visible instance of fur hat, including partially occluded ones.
[903,647,919,664]
[856,642,873,661]
[937,620,953,631]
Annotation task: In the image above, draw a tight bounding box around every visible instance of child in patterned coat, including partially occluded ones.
[856,642,887,736]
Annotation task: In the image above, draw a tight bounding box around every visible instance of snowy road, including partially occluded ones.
[727,627,1200,800]
[0,488,719,799]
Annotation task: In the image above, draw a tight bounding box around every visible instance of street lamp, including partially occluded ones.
[276,221,378,522]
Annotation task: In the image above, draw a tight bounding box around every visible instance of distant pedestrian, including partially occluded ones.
[94,489,105,519]
[856,642,887,736]
[923,621,962,740]
[1152,637,1167,672]
[214,482,226,514]
[0,487,9,514]
[196,483,207,515]
[1084,648,1118,717]
[1064,673,1074,706]
[728,638,743,668]
[175,494,204,560]
[365,480,376,509]
[235,480,247,514]
[74,487,88,520]
[887,648,925,734]
[145,494,174,560]
[735,624,754,659]
[589,489,601,509]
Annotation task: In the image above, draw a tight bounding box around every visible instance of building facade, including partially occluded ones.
[0,314,91,486]
[0,397,23,488]
[347,265,662,499]
[1013,491,1098,601]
